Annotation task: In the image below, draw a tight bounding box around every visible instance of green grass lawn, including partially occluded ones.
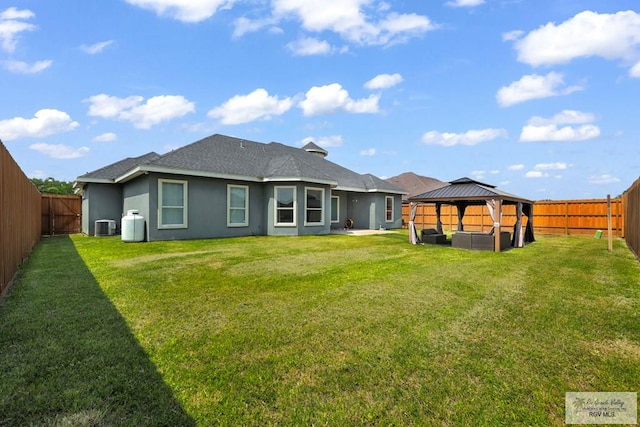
[1,232,639,426]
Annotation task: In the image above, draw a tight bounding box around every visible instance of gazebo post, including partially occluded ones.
[494,199,502,252]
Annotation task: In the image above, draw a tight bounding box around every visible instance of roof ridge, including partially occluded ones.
[77,151,160,179]
[264,153,333,181]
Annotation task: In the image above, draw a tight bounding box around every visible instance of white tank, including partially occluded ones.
[121,210,145,242]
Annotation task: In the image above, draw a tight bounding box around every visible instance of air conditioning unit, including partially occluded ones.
[95,219,116,236]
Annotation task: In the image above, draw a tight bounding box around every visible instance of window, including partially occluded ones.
[275,186,296,226]
[305,187,324,226]
[385,196,394,222]
[159,179,187,228]
[331,195,339,223]
[228,185,249,227]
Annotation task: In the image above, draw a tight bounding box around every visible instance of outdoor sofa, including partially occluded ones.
[451,231,511,251]
[421,228,447,244]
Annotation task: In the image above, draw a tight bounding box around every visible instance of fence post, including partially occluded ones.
[49,196,54,236]
[607,195,613,252]
[622,194,626,238]
[565,201,569,235]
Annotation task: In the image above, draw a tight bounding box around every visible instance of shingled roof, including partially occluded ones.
[75,134,405,194]
[75,152,161,183]
[385,172,448,201]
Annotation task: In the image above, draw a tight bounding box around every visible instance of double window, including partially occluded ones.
[159,179,188,228]
[228,185,249,227]
[274,186,326,226]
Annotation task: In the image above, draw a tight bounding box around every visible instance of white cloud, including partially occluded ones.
[364,73,403,90]
[299,83,380,116]
[86,94,195,129]
[0,7,34,20]
[346,94,380,113]
[520,124,600,142]
[124,0,235,23]
[301,135,343,147]
[360,148,376,156]
[207,88,292,124]
[80,40,114,54]
[2,59,52,74]
[502,30,523,41]
[0,7,36,52]
[445,0,485,7]
[29,143,89,159]
[232,16,278,38]
[630,61,640,78]
[496,72,582,107]
[520,110,600,142]
[528,110,595,126]
[589,174,620,184]
[508,164,525,171]
[0,109,79,141]
[93,132,118,142]
[534,162,567,171]
[378,13,434,45]
[471,170,486,180]
[525,171,548,178]
[86,94,142,118]
[287,37,332,56]
[126,96,195,129]
[272,0,435,47]
[513,10,640,68]
[421,128,507,147]
[555,110,597,124]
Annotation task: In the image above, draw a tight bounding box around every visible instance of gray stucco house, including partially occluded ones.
[74,134,406,241]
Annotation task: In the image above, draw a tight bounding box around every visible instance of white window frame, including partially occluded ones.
[227,184,249,227]
[275,186,297,227]
[305,187,325,226]
[158,179,188,229]
[385,195,394,223]
[330,195,340,223]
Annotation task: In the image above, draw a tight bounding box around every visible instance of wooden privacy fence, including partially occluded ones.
[41,194,82,235]
[533,199,623,237]
[623,177,640,258]
[1,141,41,298]
[402,198,624,237]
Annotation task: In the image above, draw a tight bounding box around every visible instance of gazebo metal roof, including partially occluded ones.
[409,177,533,205]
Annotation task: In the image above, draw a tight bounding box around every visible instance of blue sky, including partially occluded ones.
[1,0,639,200]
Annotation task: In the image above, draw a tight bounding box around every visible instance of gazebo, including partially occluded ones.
[407,177,535,251]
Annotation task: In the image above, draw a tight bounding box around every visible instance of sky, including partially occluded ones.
[1,0,639,200]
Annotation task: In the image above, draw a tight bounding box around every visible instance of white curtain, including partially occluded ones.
[513,202,524,247]
[409,202,420,245]
[485,199,502,234]
[486,199,495,223]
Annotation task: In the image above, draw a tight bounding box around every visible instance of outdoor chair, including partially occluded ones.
[421,228,447,244]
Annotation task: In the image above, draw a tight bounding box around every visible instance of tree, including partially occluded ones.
[30,177,75,195]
